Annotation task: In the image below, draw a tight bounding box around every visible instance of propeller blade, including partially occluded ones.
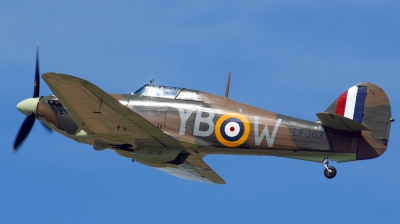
[33,46,40,98]
[13,112,36,152]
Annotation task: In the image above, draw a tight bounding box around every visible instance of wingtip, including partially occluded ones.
[41,72,60,81]
[41,72,53,78]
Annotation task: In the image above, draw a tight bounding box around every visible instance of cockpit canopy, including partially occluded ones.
[134,84,203,101]
[134,84,182,99]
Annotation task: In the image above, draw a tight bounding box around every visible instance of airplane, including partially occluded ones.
[13,49,394,184]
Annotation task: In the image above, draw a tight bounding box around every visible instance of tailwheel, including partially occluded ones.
[323,166,337,179]
[322,158,337,179]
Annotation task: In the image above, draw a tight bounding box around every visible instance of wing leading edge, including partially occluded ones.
[42,73,225,184]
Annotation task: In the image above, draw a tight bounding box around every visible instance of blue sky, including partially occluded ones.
[1,1,400,223]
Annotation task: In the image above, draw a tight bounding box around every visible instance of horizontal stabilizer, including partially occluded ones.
[316,112,370,132]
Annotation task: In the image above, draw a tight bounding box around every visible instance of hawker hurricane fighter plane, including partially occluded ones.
[13,50,394,184]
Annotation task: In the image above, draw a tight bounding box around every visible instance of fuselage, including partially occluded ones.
[34,84,348,163]
[21,81,391,164]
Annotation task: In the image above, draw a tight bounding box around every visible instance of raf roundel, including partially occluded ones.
[215,113,250,147]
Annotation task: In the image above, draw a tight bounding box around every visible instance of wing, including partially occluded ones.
[42,73,225,184]
[42,73,179,148]
[156,154,226,184]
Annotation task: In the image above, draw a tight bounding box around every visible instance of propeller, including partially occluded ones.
[13,47,51,152]
[33,47,40,98]
[13,112,36,151]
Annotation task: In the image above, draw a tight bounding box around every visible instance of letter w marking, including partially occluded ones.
[254,116,282,147]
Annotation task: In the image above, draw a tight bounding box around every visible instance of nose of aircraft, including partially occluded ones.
[16,98,39,115]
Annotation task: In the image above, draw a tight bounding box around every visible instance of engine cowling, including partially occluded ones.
[37,95,80,135]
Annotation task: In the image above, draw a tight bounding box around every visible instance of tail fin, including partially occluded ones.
[324,83,392,160]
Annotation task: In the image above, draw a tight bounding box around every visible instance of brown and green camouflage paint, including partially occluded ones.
[36,82,392,164]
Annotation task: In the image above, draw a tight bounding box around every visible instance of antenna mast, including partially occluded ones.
[225,72,231,98]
